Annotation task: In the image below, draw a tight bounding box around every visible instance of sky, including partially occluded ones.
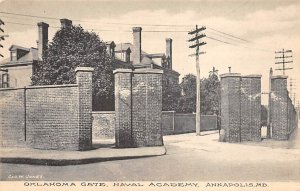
[0,0,299,104]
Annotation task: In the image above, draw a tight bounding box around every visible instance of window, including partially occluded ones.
[2,73,9,88]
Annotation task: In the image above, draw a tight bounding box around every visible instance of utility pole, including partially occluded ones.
[188,25,206,136]
[209,66,219,76]
[0,18,8,58]
[267,67,273,138]
[275,49,293,75]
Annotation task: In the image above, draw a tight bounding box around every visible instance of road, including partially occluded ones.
[1,129,300,181]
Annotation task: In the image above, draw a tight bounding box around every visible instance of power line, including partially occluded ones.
[4,21,191,33]
[0,11,192,28]
[5,20,272,52]
[207,35,272,52]
[206,30,248,43]
[1,14,273,53]
[207,26,251,43]
[206,36,238,46]
[1,11,258,45]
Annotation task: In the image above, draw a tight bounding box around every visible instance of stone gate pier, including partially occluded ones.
[220,73,262,143]
[114,68,164,148]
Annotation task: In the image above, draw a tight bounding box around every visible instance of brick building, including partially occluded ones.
[0,20,180,91]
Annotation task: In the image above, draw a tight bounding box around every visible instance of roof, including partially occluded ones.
[115,43,162,65]
[114,42,179,76]
[0,45,38,66]
[9,45,30,52]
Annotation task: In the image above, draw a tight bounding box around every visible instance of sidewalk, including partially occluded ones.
[0,143,167,166]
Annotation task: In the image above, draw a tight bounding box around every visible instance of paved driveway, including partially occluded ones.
[1,129,300,181]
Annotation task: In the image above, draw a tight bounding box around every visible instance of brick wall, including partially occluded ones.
[162,113,218,135]
[114,69,132,147]
[0,88,25,147]
[76,67,93,150]
[270,75,297,140]
[241,75,262,142]
[114,68,163,148]
[132,70,163,147]
[162,111,175,135]
[91,111,217,138]
[92,111,115,140]
[26,85,80,150]
[0,67,94,150]
[220,73,241,143]
[220,73,262,143]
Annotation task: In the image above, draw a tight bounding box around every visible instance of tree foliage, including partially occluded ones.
[261,105,268,126]
[31,25,114,111]
[201,72,221,115]
[178,74,196,113]
[178,72,220,114]
[162,77,181,111]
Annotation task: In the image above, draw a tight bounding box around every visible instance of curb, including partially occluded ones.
[0,146,167,166]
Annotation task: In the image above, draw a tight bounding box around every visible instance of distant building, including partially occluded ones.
[0,22,48,88]
[108,27,180,85]
[0,19,179,88]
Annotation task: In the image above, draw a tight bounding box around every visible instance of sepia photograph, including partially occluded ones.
[0,0,299,190]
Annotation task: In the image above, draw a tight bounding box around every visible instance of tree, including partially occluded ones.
[178,74,196,113]
[201,72,220,115]
[261,105,268,126]
[162,76,181,111]
[31,25,114,111]
[178,72,220,114]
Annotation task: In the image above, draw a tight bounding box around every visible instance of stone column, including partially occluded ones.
[114,69,133,147]
[220,73,241,143]
[76,67,94,150]
[270,75,288,140]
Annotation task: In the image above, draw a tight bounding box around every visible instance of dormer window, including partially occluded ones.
[9,45,30,61]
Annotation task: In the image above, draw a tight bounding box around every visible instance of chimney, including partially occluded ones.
[166,38,172,69]
[60,18,72,29]
[132,27,142,64]
[125,48,131,63]
[37,22,49,60]
[106,41,116,60]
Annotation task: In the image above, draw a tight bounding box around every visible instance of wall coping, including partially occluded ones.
[0,87,25,91]
[242,74,262,78]
[220,73,241,78]
[174,113,216,116]
[162,111,176,113]
[75,67,94,72]
[113,68,164,74]
[132,27,142,32]
[133,68,163,74]
[113,69,133,74]
[26,84,78,89]
[271,75,288,79]
[92,111,115,114]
